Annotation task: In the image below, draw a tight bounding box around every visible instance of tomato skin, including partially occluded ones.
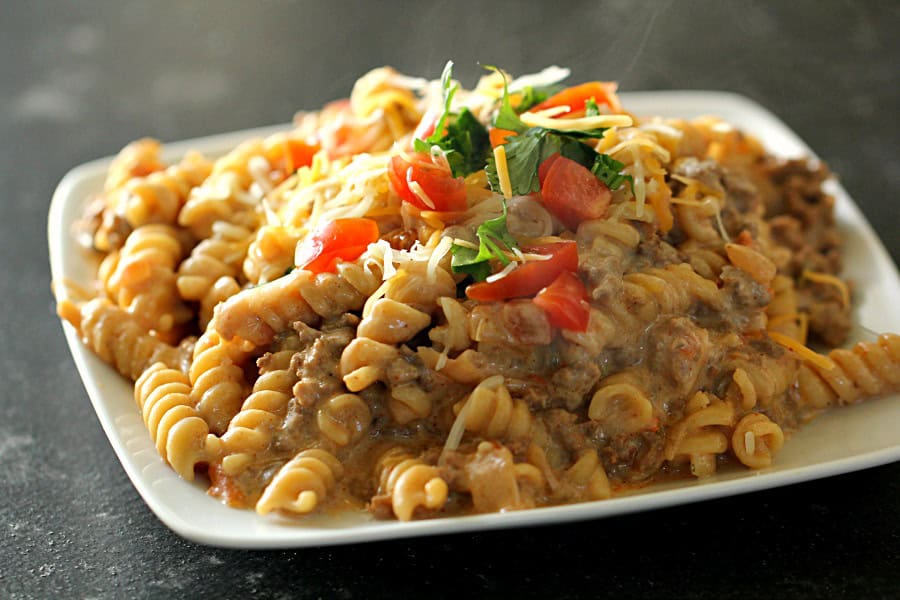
[489,128,517,147]
[533,271,591,332]
[266,139,320,173]
[532,82,620,116]
[465,241,578,302]
[388,153,467,212]
[296,218,380,274]
[540,156,611,230]
[538,152,562,187]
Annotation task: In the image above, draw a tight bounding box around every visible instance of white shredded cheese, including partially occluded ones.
[508,66,571,92]
[427,236,453,283]
[485,261,519,283]
[520,111,633,131]
[744,431,756,456]
[406,167,436,209]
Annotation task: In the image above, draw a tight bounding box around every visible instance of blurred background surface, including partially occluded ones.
[2,1,898,598]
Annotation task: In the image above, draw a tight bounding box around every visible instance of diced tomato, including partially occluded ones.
[533,271,591,332]
[296,218,380,274]
[540,155,611,230]
[489,128,518,147]
[538,152,562,187]
[266,139,320,174]
[388,153,467,212]
[465,241,578,302]
[532,82,621,116]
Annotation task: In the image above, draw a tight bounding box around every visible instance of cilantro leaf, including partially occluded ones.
[413,62,491,177]
[516,84,563,112]
[450,244,493,281]
[485,66,528,133]
[424,60,458,147]
[486,128,562,195]
[444,109,490,176]
[450,201,519,281]
[591,153,633,191]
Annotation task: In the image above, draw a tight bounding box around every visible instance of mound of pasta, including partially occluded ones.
[56,63,900,521]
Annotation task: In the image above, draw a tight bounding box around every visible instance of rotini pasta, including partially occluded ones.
[55,63,900,523]
[134,363,222,480]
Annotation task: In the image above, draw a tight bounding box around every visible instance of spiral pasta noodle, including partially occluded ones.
[256,449,344,516]
[374,447,448,521]
[189,330,251,435]
[134,363,222,480]
[55,63,900,523]
[452,375,532,441]
[797,334,900,410]
[98,224,191,338]
[220,349,298,475]
[58,298,187,380]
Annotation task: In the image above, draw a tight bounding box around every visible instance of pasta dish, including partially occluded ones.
[54,63,900,522]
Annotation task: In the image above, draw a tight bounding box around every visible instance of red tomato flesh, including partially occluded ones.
[465,241,578,302]
[540,155,611,230]
[538,152,562,187]
[296,218,380,274]
[532,82,620,116]
[533,271,591,332]
[388,153,467,212]
[489,128,518,147]
[266,139,320,174]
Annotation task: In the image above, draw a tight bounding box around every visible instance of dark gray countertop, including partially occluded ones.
[2,1,898,598]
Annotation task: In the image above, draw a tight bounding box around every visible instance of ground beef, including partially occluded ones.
[551,362,601,411]
[291,325,354,407]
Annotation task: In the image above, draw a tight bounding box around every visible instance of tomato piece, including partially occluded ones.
[532,82,621,116]
[538,152,562,187]
[489,128,518,147]
[388,153,467,212]
[540,156,611,230]
[296,218,380,274]
[533,271,591,332]
[465,241,578,302]
[266,139,320,174]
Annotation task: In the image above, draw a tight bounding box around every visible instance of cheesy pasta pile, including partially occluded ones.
[56,63,900,521]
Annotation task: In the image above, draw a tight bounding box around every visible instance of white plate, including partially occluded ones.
[48,91,900,548]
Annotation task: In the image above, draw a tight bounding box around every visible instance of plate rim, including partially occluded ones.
[48,89,900,549]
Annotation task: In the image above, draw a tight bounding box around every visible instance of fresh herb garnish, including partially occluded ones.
[450,200,519,281]
[413,61,491,177]
[585,97,601,116]
[485,65,528,133]
[591,154,633,192]
[516,84,563,112]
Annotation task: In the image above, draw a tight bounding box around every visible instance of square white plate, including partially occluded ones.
[49,91,900,548]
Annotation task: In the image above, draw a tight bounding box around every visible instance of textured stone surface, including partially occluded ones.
[1,1,898,598]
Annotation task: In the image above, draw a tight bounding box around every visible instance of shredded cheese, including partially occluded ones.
[485,260,519,283]
[768,331,835,371]
[493,145,513,199]
[744,431,756,456]
[406,166,436,209]
[507,66,571,92]
[802,270,850,309]
[362,278,392,318]
[442,395,472,454]
[520,111,633,131]
[427,236,453,283]
[604,136,671,163]
[451,238,479,250]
